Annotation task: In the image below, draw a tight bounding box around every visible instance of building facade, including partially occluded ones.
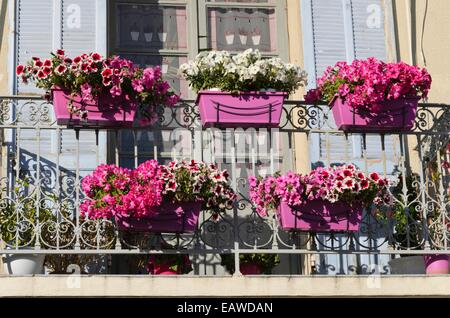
[0,0,449,296]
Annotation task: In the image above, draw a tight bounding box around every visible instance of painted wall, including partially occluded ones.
[392,0,450,103]
[392,0,450,171]
[0,0,9,96]
[287,0,311,177]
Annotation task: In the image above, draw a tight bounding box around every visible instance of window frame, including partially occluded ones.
[108,0,288,99]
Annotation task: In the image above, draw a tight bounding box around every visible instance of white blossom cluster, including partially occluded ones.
[179,49,308,94]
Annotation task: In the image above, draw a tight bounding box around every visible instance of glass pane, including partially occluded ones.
[207,7,277,53]
[120,54,189,99]
[116,4,187,50]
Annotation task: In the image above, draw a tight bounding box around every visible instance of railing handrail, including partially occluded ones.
[1,95,450,107]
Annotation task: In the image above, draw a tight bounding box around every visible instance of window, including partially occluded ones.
[109,2,190,98]
[109,0,288,99]
[302,0,399,175]
[109,0,289,172]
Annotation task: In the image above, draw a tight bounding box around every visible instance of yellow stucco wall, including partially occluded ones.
[392,0,450,103]
[392,0,450,171]
[286,0,310,175]
[0,0,9,95]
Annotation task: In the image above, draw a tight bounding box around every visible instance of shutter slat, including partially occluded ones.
[17,0,53,94]
[62,0,97,56]
[15,0,101,175]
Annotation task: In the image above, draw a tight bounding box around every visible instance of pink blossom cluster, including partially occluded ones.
[81,160,236,219]
[17,50,179,122]
[249,165,393,217]
[158,160,236,213]
[80,164,137,219]
[304,58,432,111]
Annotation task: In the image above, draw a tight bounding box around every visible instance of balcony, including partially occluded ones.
[0,95,449,284]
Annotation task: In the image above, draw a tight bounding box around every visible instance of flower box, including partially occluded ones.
[52,88,138,127]
[17,51,179,127]
[146,253,192,275]
[249,166,391,233]
[239,263,263,275]
[220,253,279,275]
[196,90,286,128]
[304,58,431,133]
[114,201,202,233]
[180,49,307,128]
[331,96,420,132]
[423,254,449,275]
[277,200,363,232]
[151,263,178,275]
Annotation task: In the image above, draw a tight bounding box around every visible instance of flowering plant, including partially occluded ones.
[16,50,179,121]
[304,58,432,111]
[158,160,236,213]
[248,165,393,217]
[146,252,192,275]
[179,49,307,94]
[220,253,280,274]
[80,159,236,219]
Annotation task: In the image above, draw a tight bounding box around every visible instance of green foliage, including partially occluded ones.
[220,253,280,274]
[0,179,56,247]
[389,174,423,249]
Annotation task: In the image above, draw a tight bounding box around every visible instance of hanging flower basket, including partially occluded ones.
[51,88,138,127]
[249,165,394,233]
[179,49,308,128]
[330,96,420,132]
[80,160,236,234]
[278,200,363,232]
[114,201,202,233]
[304,58,431,133]
[17,50,179,128]
[196,90,286,128]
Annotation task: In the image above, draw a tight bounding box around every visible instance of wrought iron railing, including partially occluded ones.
[0,96,449,275]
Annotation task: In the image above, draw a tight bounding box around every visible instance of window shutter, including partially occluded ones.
[304,0,394,275]
[309,0,356,166]
[351,0,399,174]
[351,0,387,60]
[16,0,54,94]
[308,0,399,174]
[14,0,104,179]
[62,0,97,56]
[311,0,348,79]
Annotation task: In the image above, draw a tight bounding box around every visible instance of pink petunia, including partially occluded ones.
[55,64,67,75]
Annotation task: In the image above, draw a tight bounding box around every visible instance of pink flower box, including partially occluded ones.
[51,88,137,127]
[196,90,287,128]
[115,201,202,233]
[331,96,420,132]
[240,263,263,275]
[424,254,449,275]
[277,200,363,232]
[151,263,178,275]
